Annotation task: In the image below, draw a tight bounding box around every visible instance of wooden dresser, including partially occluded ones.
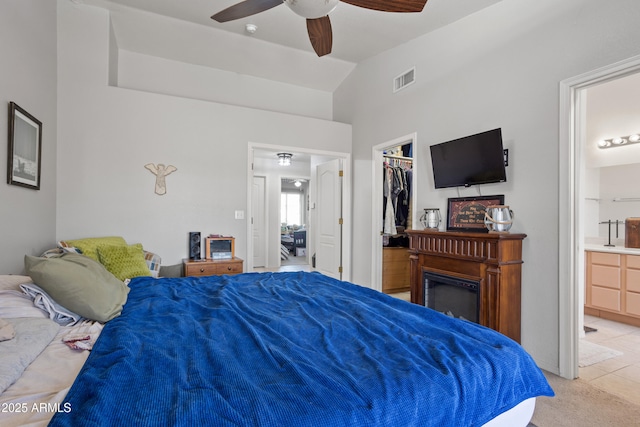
[183,257,244,277]
[406,229,526,343]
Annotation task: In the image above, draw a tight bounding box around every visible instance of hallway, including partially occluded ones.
[254,255,311,273]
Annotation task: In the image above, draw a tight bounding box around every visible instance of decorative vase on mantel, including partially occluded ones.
[420,208,441,230]
[484,205,514,233]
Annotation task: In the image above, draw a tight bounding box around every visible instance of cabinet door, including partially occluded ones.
[587,251,621,312]
[627,255,640,293]
[592,287,621,311]
[626,255,640,315]
[627,292,640,316]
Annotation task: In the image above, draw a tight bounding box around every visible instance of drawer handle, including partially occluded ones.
[227,266,232,271]
[200,268,205,273]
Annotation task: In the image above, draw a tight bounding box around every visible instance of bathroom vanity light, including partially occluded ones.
[598,133,640,149]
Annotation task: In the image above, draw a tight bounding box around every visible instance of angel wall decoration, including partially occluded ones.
[145,163,177,195]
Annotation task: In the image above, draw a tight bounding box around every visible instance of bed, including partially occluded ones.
[1,262,553,426]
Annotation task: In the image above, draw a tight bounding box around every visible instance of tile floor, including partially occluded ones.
[579,315,640,406]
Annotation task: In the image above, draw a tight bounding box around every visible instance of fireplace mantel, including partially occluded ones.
[407,229,526,343]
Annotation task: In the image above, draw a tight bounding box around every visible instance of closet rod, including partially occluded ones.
[383,154,413,161]
[613,198,640,202]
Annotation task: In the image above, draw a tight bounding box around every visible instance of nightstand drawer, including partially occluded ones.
[185,262,219,276]
[183,258,244,277]
[217,262,242,275]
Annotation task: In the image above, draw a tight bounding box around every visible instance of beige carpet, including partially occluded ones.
[531,371,640,426]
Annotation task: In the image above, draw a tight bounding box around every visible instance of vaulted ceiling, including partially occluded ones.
[80,0,502,91]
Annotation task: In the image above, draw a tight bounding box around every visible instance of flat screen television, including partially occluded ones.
[430,128,507,188]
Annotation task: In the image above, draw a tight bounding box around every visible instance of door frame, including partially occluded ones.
[247,142,352,281]
[371,133,418,293]
[559,54,640,379]
[252,175,267,268]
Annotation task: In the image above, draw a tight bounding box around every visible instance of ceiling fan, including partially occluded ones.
[211,0,429,57]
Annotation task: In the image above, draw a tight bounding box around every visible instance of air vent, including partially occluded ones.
[394,67,416,93]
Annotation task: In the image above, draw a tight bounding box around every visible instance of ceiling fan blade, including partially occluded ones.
[211,0,283,23]
[307,16,332,57]
[340,0,428,13]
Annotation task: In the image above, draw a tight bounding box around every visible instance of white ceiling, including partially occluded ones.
[79,0,502,92]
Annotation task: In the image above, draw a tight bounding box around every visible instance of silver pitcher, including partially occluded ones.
[484,205,514,233]
[420,208,441,229]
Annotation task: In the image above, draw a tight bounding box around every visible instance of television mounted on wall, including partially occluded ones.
[430,128,507,189]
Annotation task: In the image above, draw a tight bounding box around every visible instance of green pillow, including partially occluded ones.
[59,236,127,262]
[97,244,152,281]
[24,253,129,323]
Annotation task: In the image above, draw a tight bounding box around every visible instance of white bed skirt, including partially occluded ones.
[482,397,536,427]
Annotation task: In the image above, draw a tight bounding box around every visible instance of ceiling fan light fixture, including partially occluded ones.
[283,0,339,19]
[278,153,293,166]
[245,23,258,34]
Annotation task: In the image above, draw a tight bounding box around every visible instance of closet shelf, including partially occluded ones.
[584,197,640,202]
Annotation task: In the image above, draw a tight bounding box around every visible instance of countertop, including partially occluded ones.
[584,238,640,255]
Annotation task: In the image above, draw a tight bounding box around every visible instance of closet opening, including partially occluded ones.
[382,143,413,295]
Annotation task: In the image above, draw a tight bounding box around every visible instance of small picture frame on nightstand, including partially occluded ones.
[205,236,234,260]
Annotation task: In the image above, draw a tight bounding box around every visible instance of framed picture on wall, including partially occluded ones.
[7,102,42,190]
[446,195,504,232]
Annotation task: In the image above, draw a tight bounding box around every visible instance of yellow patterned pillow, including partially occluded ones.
[59,236,127,262]
[97,244,152,281]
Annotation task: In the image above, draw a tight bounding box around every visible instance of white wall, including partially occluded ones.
[0,0,57,273]
[598,164,640,233]
[334,0,640,374]
[117,50,334,121]
[56,0,351,267]
[585,72,640,169]
[583,72,640,240]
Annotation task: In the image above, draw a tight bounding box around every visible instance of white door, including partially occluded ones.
[252,176,266,268]
[316,159,342,279]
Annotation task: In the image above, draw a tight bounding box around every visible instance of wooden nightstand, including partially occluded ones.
[183,257,244,277]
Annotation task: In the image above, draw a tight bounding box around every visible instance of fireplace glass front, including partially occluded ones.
[423,271,479,323]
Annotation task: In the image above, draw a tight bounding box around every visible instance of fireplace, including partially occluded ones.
[407,229,526,343]
[424,271,479,323]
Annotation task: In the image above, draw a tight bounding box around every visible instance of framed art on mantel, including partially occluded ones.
[447,195,504,232]
[7,102,42,190]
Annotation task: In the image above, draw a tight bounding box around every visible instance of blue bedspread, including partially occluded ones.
[50,272,552,426]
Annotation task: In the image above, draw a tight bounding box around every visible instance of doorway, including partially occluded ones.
[371,133,418,293]
[280,177,309,269]
[559,55,640,379]
[247,143,352,281]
